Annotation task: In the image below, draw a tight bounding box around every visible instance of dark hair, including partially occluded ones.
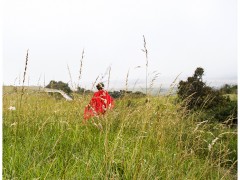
[96,82,104,90]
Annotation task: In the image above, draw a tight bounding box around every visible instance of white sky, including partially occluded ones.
[2,0,237,90]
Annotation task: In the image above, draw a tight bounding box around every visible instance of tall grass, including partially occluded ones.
[78,49,85,89]
[19,49,29,109]
[107,66,111,90]
[142,35,148,96]
[3,86,237,179]
[67,64,74,90]
[2,41,237,179]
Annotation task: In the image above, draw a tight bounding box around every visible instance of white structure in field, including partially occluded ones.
[44,88,73,101]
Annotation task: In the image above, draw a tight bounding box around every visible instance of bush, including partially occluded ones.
[208,100,237,124]
[177,67,237,123]
[178,67,216,110]
[45,80,72,94]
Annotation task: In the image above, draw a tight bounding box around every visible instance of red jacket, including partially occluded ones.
[84,90,114,119]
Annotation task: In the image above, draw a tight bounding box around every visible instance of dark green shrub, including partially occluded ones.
[177,67,237,123]
[178,67,216,110]
[45,80,72,94]
[209,100,237,123]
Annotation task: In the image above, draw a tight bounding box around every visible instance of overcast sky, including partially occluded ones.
[3,0,237,90]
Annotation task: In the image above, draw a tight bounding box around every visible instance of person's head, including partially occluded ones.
[96,82,104,90]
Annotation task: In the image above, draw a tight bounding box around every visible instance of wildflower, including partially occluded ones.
[8,106,16,111]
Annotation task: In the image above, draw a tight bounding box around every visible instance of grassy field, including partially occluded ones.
[3,86,237,179]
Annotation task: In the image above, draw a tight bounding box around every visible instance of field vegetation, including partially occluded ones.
[3,84,237,179]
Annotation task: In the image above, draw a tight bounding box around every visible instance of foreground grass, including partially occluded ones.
[3,87,237,179]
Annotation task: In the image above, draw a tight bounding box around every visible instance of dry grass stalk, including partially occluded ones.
[15,49,29,161]
[208,131,237,152]
[22,50,29,86]
[132,79,139,91]
[220,160,238,180]
[37,74,42,91]
[18,73,21,86]
[78,49,85,88]
[91,75,99,90]
[100,66,111,82]
[37,74,42,86]
[44,74,46,88]
[20,49,29,108]
[157,84,162,96]
[149,72,160,92]
[125,69,130,92]
[14,77,17,86]
[193,120,208,132]
[67,64,74,90]
[27,75,30,87]
[166,73,181,97]
[208,137,219,151]
[13,77,18,92]
[142,35,148,95]
[107,66,111,90]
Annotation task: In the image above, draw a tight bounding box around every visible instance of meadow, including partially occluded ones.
[3,86,237,179]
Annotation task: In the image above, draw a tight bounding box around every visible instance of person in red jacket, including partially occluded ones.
[84,82,114,120]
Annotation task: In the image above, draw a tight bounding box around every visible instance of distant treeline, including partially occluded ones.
[219,84,237,94]
[76,86,146,98]
[45,81,146,98]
